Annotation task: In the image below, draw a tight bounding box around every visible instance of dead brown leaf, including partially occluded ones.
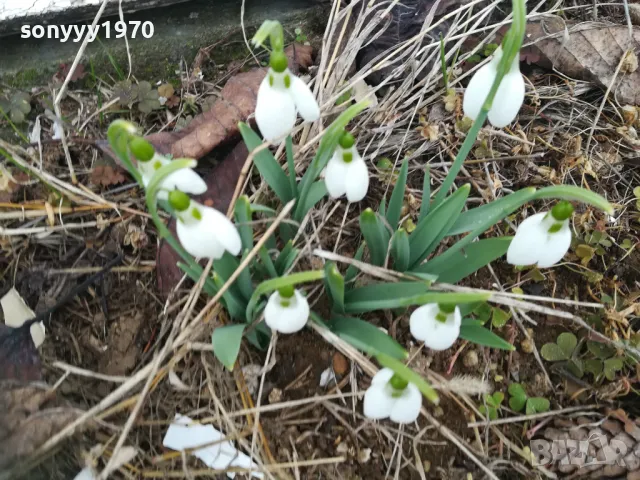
[284,43,314,73]
[145,69,265,158]
[90,164,126,187]
[0,381,83,470]
[525,18,640,105]
[0,324,42,382]
[157,142,248,296]
[99,312,144,376]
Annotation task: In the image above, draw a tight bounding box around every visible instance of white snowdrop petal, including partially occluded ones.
[536,222,572,268]
[363,384,394,420]
[264,292,283,332]
[205,207,242,257]
[176,220,225,259]
[290,74,320,122]
[163,168,208,196]
[423,317,460,351]
[389,384,422,424]
[463,63,496,121]
[487,70,525,128]
[409,303,440,342]
[255,77,297,142]
[371,367,395,386]
[325,153,348,198]
[345,155,369,202]
[277,290,310,334]
[506,212,547,266]
[264,290,309,334]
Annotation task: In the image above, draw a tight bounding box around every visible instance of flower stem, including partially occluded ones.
[145,160,216,292]
[432,0,527,208]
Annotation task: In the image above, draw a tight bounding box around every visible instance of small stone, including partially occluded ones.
[332,352,349,376]
[463,350,478,368]
[422,460,431,473]
[521,338,534,354]
[433,406,444,418]
[357,448,371,464]
[268,388,283,404]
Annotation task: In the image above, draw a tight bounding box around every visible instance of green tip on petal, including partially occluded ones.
[270,50,288,73]
[129,137,155,162]
[277,285,295,299]
[438,303,456,314]
[389,373,409,391]
[168,190,191,212]
[342,152,353,163]
[339,131,355,149]
[551,201,574,221]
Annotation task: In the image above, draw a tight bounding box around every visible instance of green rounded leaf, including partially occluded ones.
[526,397,550,415]
[557,332,578,357]
[540,343,568,362]
[507,383,527,412]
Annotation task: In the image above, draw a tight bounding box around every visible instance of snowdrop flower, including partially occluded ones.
[463,46,525,128]
[324,132,369,202]
[410,303,461,351]
[130,137,206,200]
[168,190,241,260]
[363,368,422,424]
[264,286,309,334]
[255,50,320,142]
[507,201,573,268]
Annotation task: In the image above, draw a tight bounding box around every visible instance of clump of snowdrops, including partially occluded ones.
[107,3,612,425]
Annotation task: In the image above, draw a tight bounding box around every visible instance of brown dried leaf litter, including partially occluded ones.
[526,19,640,105]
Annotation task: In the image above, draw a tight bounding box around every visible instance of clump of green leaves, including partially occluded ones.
[574,230,612,266]
[111,80,162,113]
[0,91,32,123]
[540,332,627,383]
[508,383,550,415]
[540,332,584,377]
[137,81,162,113]
[294,27,308,44]
[479,392,504,420]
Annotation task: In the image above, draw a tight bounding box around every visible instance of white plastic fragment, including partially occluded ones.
[1,287,45,347]
[163,414,264,479]
[73,467,96,480]
[319,367,335,388]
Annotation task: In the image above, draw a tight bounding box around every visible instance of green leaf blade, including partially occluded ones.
[413,237,511,284]
[390,229,410,272]
[324,262,345,313]
[332,316,407,360]
[459,325,514,351]
[359,209,388,267]
[409,184,469,268]
[212,324,246,370]
[386,158,408,229]
[239,122,292,203]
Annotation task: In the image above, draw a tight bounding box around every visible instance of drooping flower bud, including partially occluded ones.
[168,191,241,260]
[363,368,422,424]
[507,203,573,268]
